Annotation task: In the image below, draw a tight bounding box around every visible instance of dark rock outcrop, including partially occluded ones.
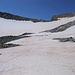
[44,20,75,33]
[53,37,75,42]
[51,13,75,21]
[0,36,20,44]
[0,12,48,22]
[0,53,1,55]
[0,33,31,49]
[0,43,20,49]
[19,33,33,36]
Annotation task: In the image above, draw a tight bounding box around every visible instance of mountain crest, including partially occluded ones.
[51,13,75,21]
[0,11,47,22]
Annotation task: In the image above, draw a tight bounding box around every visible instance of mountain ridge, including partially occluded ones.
[0,11,75,22]
[0,11,48,22]
[51,12,75,21]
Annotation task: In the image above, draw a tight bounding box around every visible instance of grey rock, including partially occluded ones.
[0,33,31,49]
[53,37,75,42]
[44,20,75,33]
[51,13,75,21]
[0,12,49,22]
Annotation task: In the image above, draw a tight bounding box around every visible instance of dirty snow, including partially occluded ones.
[0,17,75,75]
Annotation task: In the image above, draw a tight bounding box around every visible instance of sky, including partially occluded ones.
[0,0,75,20]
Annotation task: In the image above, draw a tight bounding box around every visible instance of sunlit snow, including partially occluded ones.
[0,17,75,75]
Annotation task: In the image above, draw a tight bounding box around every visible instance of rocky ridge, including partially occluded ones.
[51,13,75,21]
[0,12,75,22]
[0,12,48,22]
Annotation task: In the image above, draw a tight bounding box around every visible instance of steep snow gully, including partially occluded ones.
[0,15,75,75]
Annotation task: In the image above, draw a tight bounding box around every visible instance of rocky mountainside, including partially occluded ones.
[0,11,75,22]
[51,13,75,21]
[0,12,48,22]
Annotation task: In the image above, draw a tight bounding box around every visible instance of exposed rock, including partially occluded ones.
[53,37,75,42]
[0,11,48,22]
[44,20,75,33]
[19,33,33,36]
[0,36,20,44]
[0,43,20,49]
[51,13,75,21]
[0,34,31,49]
[0,35,30,44]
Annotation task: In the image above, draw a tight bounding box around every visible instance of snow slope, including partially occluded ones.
[0,17,75,36]
[0,17,75,75]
